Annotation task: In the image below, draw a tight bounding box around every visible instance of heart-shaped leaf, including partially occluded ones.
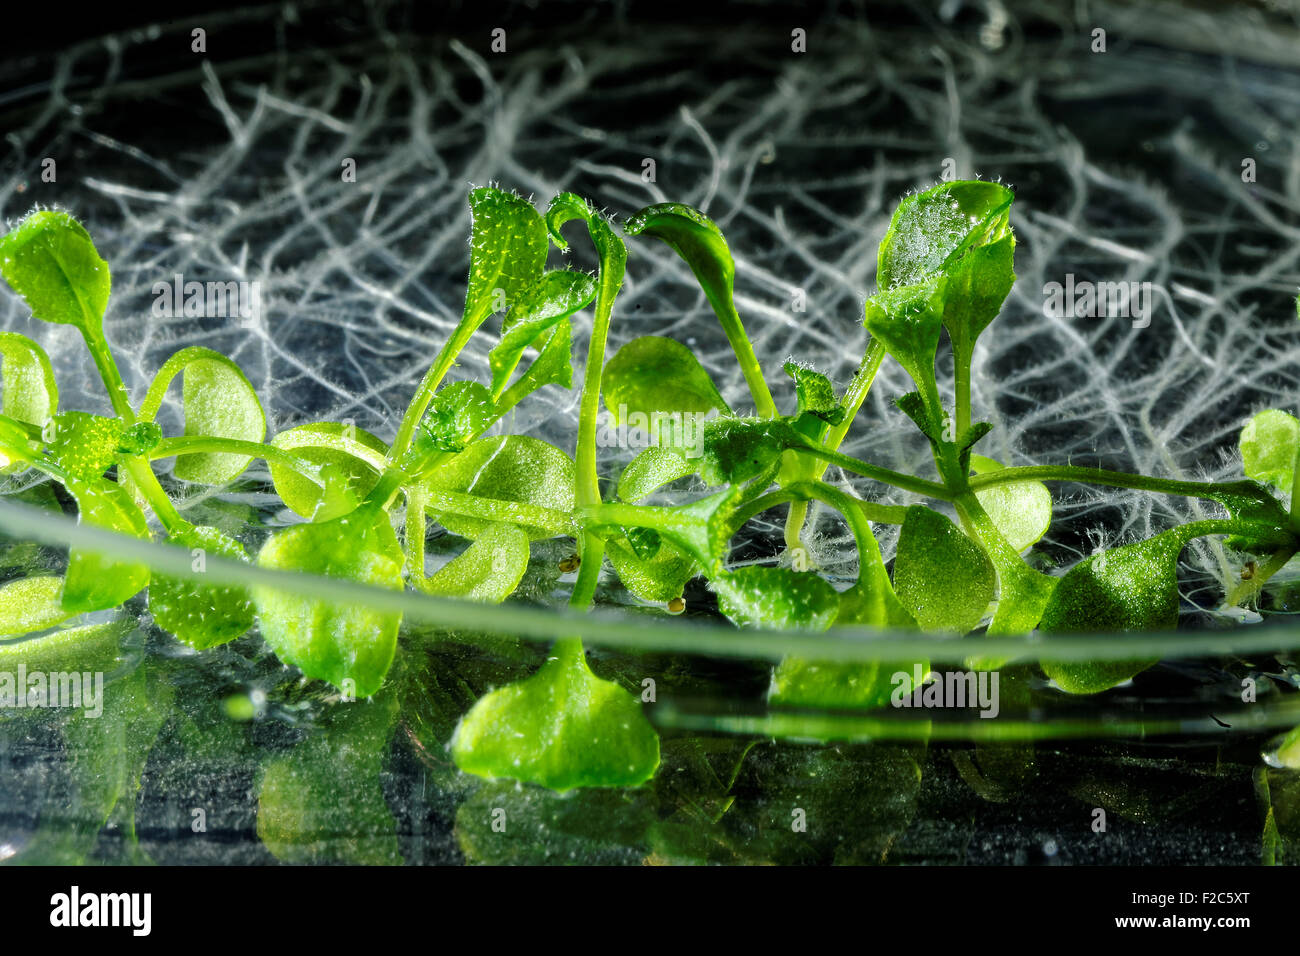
[970,454,1052,553]
[452,638,659,792]
[1240,409,1299,501]
[893,505,995,634]
[602,335,730,432]
[253,504,404,697]
[62,478,151,613]
[149,524,254,649]
[1036,527,1200,693]
[0,210,110,334]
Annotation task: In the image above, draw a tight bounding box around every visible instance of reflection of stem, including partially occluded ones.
[1226,546,1296,609]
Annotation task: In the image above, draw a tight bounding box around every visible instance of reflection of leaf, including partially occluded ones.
[451,637,660,792]
[648,743,922,865]
[257,689,402,865]
[16,662,170,864]
[456,780,653,865]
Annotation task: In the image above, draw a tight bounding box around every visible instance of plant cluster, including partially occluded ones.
[1,182,1298,791]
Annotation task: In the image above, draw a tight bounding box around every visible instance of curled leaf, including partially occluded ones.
[268,421,387,520]
[489,269,595,400]
[877,181,1013,291]
[411,380,496,459]
[417,522,530,603]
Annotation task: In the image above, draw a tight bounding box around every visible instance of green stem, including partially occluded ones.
[739,487,908,530]
[569,533,606,608]
[954,348,972,439]
[404,484,429,584]
[152,436,325,485]
[968,465,1265,502]
[388,306,489,464]
[799,444,953,500]
[714,298,777,418]
[783,338,887,548]
[80,328,134,423]
[120,456,182,530]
